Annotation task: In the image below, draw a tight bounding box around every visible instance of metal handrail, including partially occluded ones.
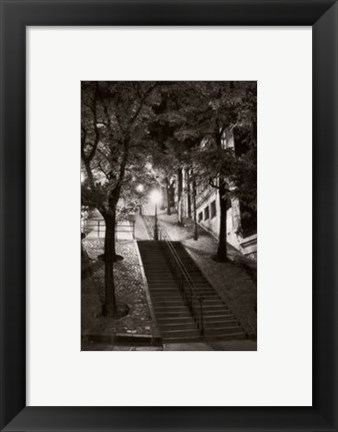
[159,227,194,288]
[160,228,205,336]
[144,218,204,336]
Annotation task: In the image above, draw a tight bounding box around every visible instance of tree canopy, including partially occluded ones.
[81,81,257,313]
[81,81,162,315]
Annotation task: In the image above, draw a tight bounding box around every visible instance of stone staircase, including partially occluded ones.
[137,240,246,343]
[170,242,246,340]
[138,241,200,342]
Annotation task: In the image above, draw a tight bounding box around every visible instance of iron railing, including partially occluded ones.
[143,216,204,336]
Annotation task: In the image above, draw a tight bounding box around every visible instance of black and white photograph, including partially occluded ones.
[81,81,257,351]
[3,0,338,427]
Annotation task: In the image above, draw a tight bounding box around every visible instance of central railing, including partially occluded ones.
[143,216,204,337]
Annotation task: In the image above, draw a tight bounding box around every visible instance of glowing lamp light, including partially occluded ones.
[150,190,161,204]
[136,184,144,193]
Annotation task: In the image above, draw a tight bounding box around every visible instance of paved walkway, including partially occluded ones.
[134,214,150,240]
[164,339,257,351]
[82,339,257,351]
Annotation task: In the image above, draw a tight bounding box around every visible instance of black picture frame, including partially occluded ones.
[1,1,337,431]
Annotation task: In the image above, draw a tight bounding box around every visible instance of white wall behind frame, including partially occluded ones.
[27,27,312,406]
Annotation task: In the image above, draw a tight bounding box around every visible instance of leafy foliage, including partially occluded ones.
[81,81,163,316]
[174,81,257,210]
[81,80,257,308]
[81,81,161,217]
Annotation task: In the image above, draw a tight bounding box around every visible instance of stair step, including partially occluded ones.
[146,282,176,285]
[201,299,224,304]
[146,278,176,282]
[156,311,192,318]
[162,336,201,343]
[153,303,186,309]
[159,322,197,330]
[146,279,175,282]
[161,328,200,336]
[201,301,225,306]
[158,317,194,324]
[204,326,243,335]
[154,304,188,310]
[145,272,174,275]
[149,286,178,289]
[204,320,240,329]
[153,300,185,306]
[193,289,217,293]
[203,312,234,318]
[202,305,229,310]
[150,290,181,294]
[148,282,178,286]
[193,290,218,295]
[204,316,236,322]
[201,304,228,309]
[205,332,247,341]
[150,289,180,294]
[154,306,187,312]
[203,312,232,318]
[149,286,178,290]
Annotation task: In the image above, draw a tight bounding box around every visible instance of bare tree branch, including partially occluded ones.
[81,126,87,151]
[114,137,129,193]
[96,160,111,180]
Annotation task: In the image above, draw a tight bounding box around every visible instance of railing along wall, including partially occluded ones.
[83,219,136,240]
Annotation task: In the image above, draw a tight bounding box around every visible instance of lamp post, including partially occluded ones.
[136,184,144,215]
[150,190,161,240]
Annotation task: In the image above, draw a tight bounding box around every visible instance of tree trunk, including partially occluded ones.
[193,179,198,241]
[110,212,123,262]
[177,169,183,225]
[214,126,229,262]
[110,193,123,262]
[215,180,228,262]
[165,178,171,215]
[177,200,184,225]
[187,175,192,219]
[103,214,117,317]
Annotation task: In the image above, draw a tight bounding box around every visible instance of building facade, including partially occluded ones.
[174,129,257,260]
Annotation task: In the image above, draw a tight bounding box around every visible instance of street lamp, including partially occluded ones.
[136,184,144,215]
[150,190,161,240]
